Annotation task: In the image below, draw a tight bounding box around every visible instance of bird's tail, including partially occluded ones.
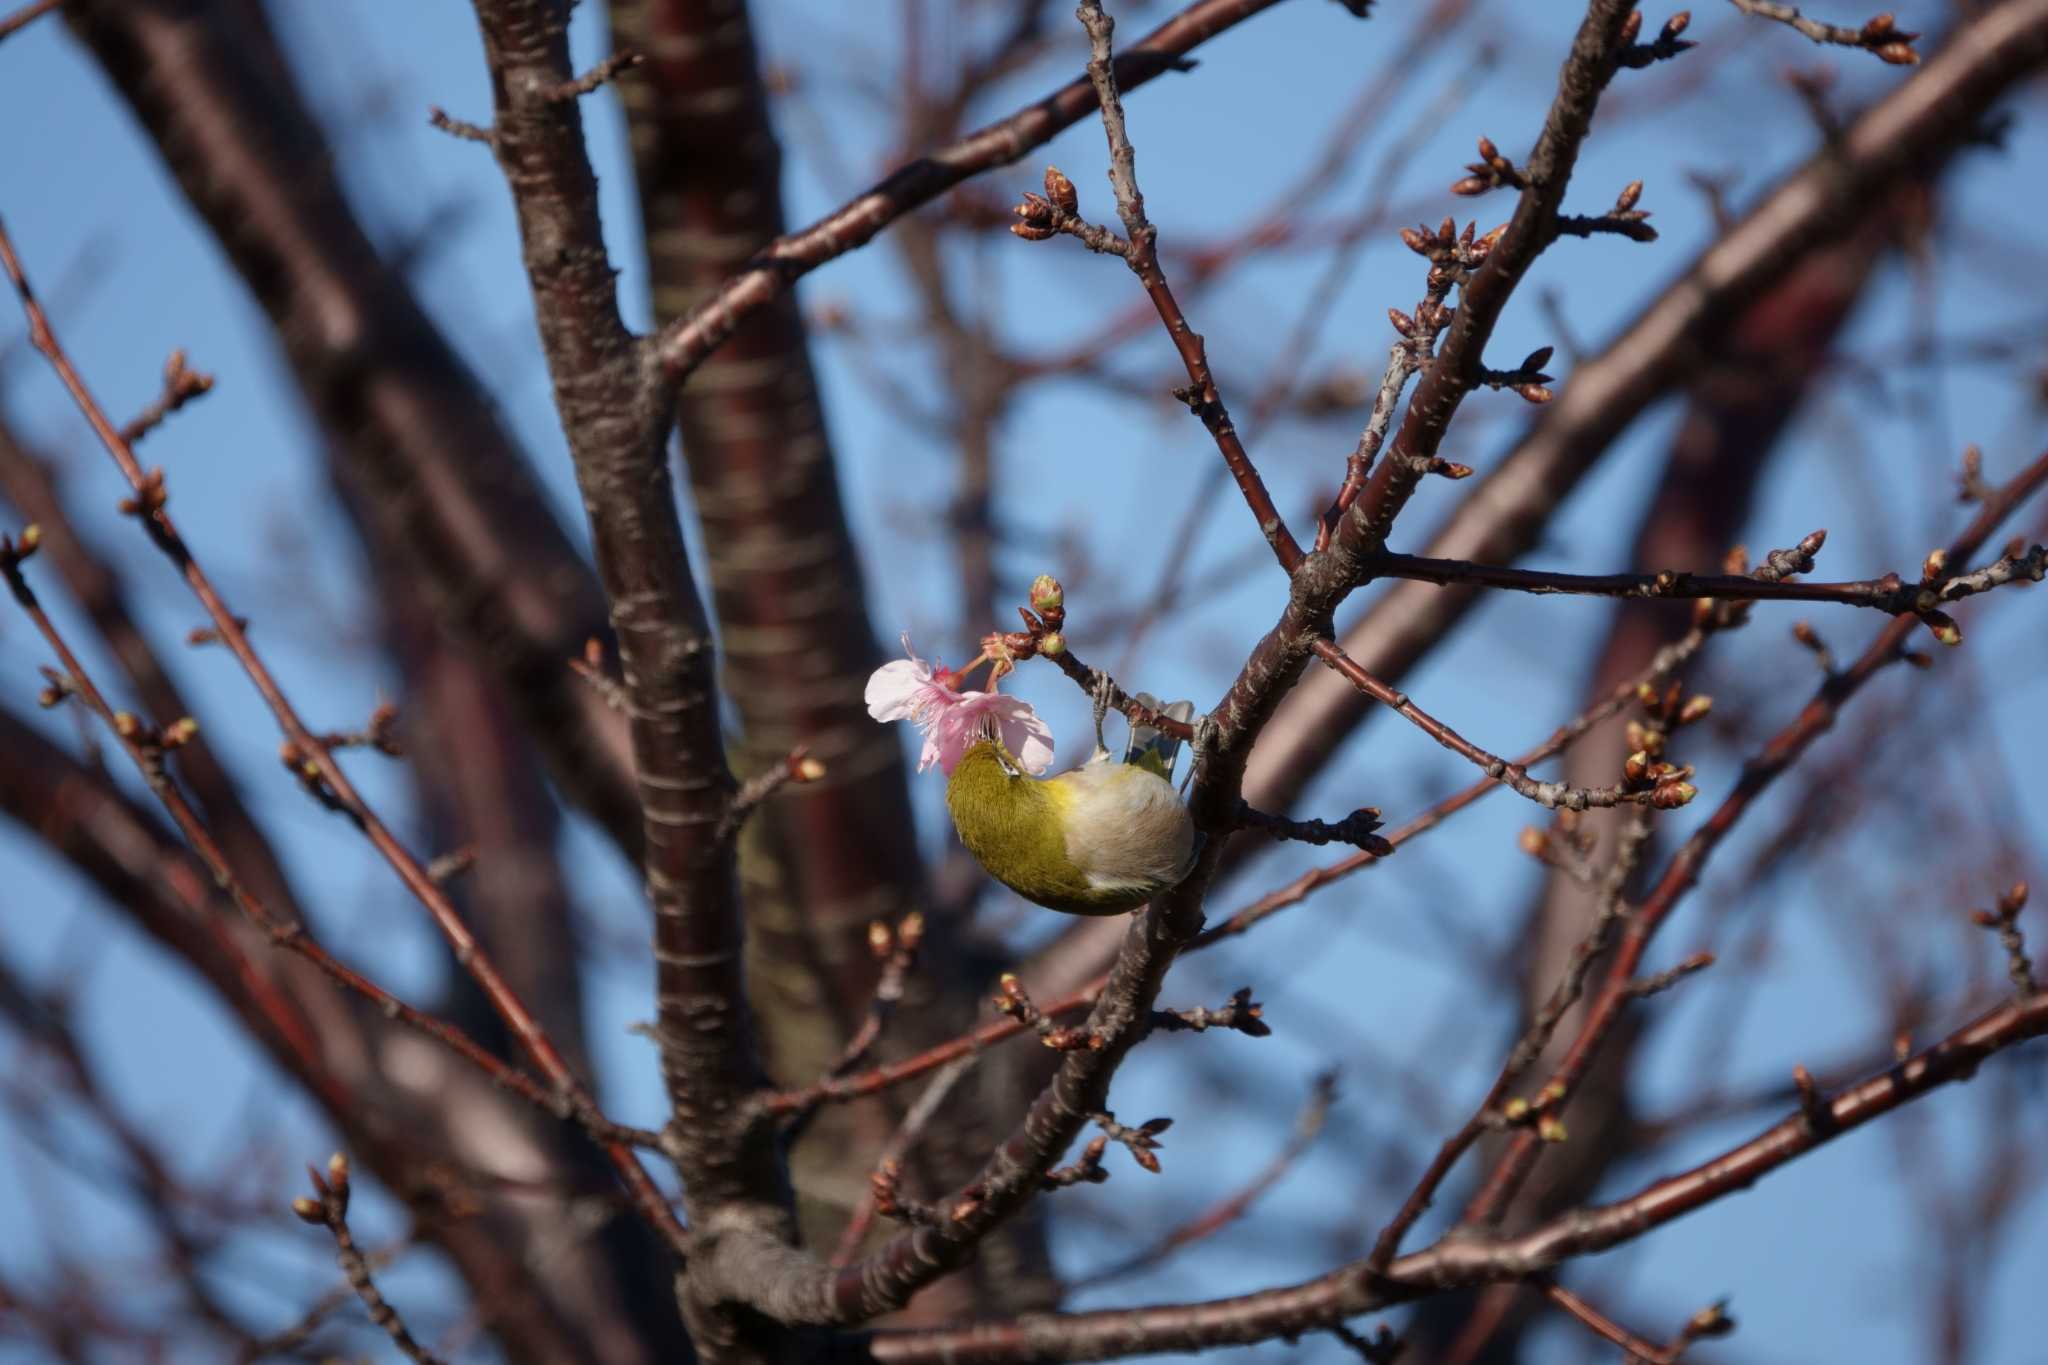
[1125,693,1196,780]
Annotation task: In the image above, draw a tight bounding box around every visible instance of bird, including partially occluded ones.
[945,687,1197,915]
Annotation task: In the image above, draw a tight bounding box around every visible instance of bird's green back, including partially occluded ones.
[945,740,1100,912]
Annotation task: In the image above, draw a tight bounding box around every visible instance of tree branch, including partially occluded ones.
[63,0,643,857]
[1240,0,2048,826]
[460,0,786,1274]
[649,0,1293,381]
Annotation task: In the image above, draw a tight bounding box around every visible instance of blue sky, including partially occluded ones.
[2,2,2045,1361]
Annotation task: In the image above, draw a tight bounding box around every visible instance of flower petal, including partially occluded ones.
[865,653,933,723]
[985,695,1055,775]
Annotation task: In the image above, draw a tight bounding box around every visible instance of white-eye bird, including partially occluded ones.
[944,690,1198,916]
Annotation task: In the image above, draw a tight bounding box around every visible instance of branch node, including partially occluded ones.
[995,973,1104,1051]
[1151,986,1272,1038]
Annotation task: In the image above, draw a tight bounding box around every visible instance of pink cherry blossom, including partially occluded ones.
[865,635,1054,777]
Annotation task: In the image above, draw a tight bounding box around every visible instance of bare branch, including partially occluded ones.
[651,0,1292,381]
[293,1155,444,1365]
[1726,0,1920,63]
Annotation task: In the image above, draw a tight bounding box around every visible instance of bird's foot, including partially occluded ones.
[1090,668,1114,753]
[1188,714,1222,791]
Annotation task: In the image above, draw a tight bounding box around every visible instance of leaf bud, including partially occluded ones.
[1920,610,1962,647]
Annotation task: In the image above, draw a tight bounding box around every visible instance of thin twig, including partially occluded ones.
[652,0,1290,380]
[544,48,643,102]
[293,1155,444,1365]
[1081,1072,1336,1284]
[0,546,663,1158]
[830,1056,982,1266]
[0,217,687,1254]
[0,0,61,44]
[1726,0,1919,63]
[1461,446,2048,1231]
[117,348,214,445]
[1312,640,1697,814]
[1061,0,1303,572]
[1539,1279,1676,1364]
[1370,545,2044,623]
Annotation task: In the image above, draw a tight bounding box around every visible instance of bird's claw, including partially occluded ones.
[1192,715,1221,776]
[1090,669,1114,753]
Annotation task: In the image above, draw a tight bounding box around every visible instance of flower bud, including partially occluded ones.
[1029,574,1063,614]
[1687,1301,1734,1339]
[1649,781,1697,810]
[1043,165,1078,214]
